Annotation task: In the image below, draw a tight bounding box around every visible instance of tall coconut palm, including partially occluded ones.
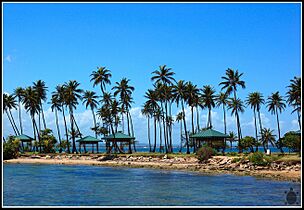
[112,78,135,133]
[219,68,245,150]
[246,92,265,151]
[22,87,42,152]
[3,93,20,135]
[63,80,83,153]
[82,90,99,138]
[33,80,48,130]
[172,80,190,154]
[50,94,63,152]
[215,92,229,135]
[53,85,70,153]
[90,66,112,95]
[227,97,245,153]
[13,87,24,134]
[266,91,286,153]
[286,76,301,129]
[151,65,176,153]
[185,81,200,153]
[201,85,216,129]
[144,89,160,152]
[260,128,276,151]
[142,102,153,152]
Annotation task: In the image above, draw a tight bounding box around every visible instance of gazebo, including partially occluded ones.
[76,136,103,153]
[102,132,135,154]
[14,134,34,152]
[189,128,230,150]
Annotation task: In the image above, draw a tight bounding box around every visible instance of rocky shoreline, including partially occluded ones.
[4,154,301,183]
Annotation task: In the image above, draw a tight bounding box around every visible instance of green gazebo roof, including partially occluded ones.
[76,136,102,143]
[102,132,135,140]
[189,128,229,138]
[14,134,34,142]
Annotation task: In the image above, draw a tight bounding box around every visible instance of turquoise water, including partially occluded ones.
[3,164,301,206]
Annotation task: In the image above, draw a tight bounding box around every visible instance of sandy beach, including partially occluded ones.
[4,154,301,183]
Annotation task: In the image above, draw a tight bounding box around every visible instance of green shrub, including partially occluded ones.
[226,152,239,157]
[3,136,20,160]
[232,157,241,163]
[248,151,269,166]
[196,146,215,162]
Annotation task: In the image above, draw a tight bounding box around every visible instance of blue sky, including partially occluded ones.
[3,3,301,145]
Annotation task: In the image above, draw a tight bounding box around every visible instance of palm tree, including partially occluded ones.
[82,90,99,138]
[215,92,229,135]
[227,131,237,149]
[246,92,265,151]
[50,94,63,152]
[185,81,200,153]
[266,91,286,153]
[201,85,216,129]
[219,68,245,151]
[142,102,153,152]
[112,78,135,134]
[151,65,176,153]
[151,65,176,85]
[63,80,83,153]
[176,112,184,152]
[260,128,276,151]
[219,68,246,100]
[90,66,112,95]
[22,87,41,152]
[53,85,70,153]
[286,76,301,129]
[13,87,24,134]
[172,80,190,154]
[144,89,160,152]
[3,93,20,135]
[227,97,245,153]
[33,80,48,130]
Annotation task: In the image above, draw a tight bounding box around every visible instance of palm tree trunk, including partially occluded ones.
[69,108,77,153]
[276,108,284,153]
[159,120,163,152]
[72,115,82,138]
[153,116,157,152]
[55,108,62,153]
[91,107,97,138]
[9,109,20,135]
[253,109,258,152]
[126,109,131,136]
[6,110,18,135]
[129,112,136,152]
[161,103,168,153]
[122,112,125,133]
[191,106,196,153]
[179,121,183,152]
[223,105,226,134]
[181,101,190,154]
[18,98,23,134]
[148,117,151,152]
[297,106,301,130]
[257,108,264,152]
[62,105,70,153]
[38,112,41,132]
[208,107,212,128]
[165,101,169,152]
[33,117,41,153]
[196,106,200,131]
[235,111,242,153]
[40,101,47,129]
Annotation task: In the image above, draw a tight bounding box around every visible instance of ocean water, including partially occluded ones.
[3,164,301,206]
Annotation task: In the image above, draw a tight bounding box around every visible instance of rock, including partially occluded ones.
[31,155,41,159]
[163,155,168,159]
[45,155,51,159]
